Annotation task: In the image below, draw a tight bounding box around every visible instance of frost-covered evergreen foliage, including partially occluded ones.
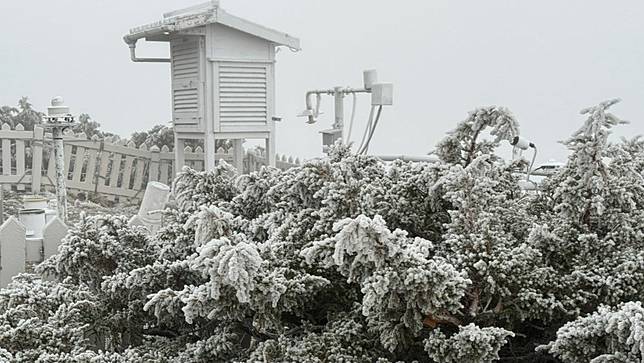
[425,324,514,363]
[434,106,519,166]
[541,302,644,362]
[302,215,470,352]
[1,101,643,362]
[0,274,99,361]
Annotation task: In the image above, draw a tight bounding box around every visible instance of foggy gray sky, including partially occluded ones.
[1,0,643,163]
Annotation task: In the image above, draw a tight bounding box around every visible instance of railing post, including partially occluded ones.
[1,123,10,191]
[133,143,148,192]
[15,124,25,191]
[31,126,44,193]
[149,145,160,182]
[160,145,170,185]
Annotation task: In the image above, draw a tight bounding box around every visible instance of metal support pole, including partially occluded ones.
[52,127,68,222]
[232,139,244,173]
[42,97,76,223]
[300,83,378,153]
[0,186,4,225]
[333,86,344,135]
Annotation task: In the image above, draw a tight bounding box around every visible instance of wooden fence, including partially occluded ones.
[0,124,300,201]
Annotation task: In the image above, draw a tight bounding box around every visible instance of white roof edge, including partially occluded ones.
[124,5,300,50]
[163,1,218,18]
[216,9,300,50]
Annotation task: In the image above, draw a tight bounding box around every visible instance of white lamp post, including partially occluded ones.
[42,97,77,222]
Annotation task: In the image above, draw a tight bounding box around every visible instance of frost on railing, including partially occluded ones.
[0,123,301,201]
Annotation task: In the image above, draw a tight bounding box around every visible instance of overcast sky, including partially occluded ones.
[1,0,643,163]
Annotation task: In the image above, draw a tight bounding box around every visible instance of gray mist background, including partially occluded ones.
[1,0,643,163]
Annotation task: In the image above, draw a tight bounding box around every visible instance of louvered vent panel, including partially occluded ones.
[171,39,200,80]
[173,88,199,113]
[171,37,201,125]
[219,64,268,125]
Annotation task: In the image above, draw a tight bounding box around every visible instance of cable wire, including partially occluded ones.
[358,105,376,153]
[526,146,537,182]
[360,105,383,155]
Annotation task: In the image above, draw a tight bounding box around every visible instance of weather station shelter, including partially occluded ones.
[124,1,300,172]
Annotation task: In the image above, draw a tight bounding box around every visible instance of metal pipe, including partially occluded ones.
[341,88,370,94]
[128,42,171,63]
[306,88,369,97]
[304,88,370,124]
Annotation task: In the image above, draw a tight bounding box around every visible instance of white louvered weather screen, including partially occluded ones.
[219,63,268,127]
[171,37,202,126]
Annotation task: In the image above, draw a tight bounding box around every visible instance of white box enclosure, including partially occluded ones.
[171,35,205,130]
[124,1,300,172]
[169,28,275,134]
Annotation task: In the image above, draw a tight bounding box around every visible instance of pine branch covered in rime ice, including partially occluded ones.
[1,100,643,362]
[434,106,520,166]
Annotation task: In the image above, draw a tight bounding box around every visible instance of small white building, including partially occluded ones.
[124,1,300,172]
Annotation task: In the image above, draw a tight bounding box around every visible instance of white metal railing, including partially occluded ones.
[0,123,300,201]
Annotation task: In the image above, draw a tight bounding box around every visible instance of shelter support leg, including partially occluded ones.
[233,139,244,173]
[204,133,216,171]
[174,136,185,175]
[266,135,276,167]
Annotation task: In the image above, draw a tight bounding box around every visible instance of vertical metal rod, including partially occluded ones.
[334,86,345,142]
[52,127,68,222]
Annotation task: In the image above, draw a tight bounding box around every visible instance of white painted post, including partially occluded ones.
[43,217,67,261]
[233,139,244,173]
[149,146,160,182]
[31,126,44,193]
[1,123,10,191]
[160,145,170,184]
[133,143,147,191]
[0,217,26,288]
[15,124,25,191]
[205,134,216,171]
[266,136,276,167]
[174,135,186,175]
[121,141,136,190]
